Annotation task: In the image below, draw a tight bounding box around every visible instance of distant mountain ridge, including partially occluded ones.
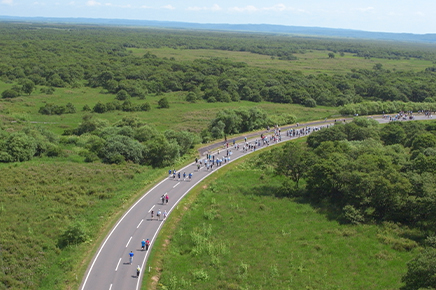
[1,15,436,43]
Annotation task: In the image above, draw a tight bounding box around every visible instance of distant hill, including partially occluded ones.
[1,15,436,43]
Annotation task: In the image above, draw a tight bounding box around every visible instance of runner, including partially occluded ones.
[145,239,150,251]
[150,210,154,220]
[141,239,146,251]
[189,172,192,180]
[183,172,186,181]
[165,194,169,204]
[161,194,165,204]
[163,210,168,220]
[129,251,134,264]
[136,265,141,277]
[157,209,161,220]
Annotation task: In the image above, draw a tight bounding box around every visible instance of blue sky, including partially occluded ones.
[1,0,434,34]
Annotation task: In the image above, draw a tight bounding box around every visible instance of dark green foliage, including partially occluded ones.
[143,134,180,167]
[209,107,269,136]
[1,89,19,99]
[19,79,35,95]
[304,98,317,107]
[116,89,130,100]
[99,135,144,164]
[39,102,76,115]
[4,132,37,162]
[401,248,436,290]
[186,91,198,103]
[158,97,170,108]
[58,221,89,248]
[307,123,347,148]
[93,101,107,113]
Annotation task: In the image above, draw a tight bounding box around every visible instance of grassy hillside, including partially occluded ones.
[145,147,419,290]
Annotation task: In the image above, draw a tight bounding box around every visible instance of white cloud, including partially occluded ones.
[1,0,14,5]
[355,7,374,13]
[187,4,221,11]
[263,4,287,12]
[161,4,175,10]
[229,4,305,13]
[229,5,258,13]
[140,5,151,9]
[86,0,101,6]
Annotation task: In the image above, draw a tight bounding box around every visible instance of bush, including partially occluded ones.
[2,89,19,99]
[304,98,317,107]
[158,97,169,108]
[58,221,89,248]
[343,205,365,224]
[401,248,436,290]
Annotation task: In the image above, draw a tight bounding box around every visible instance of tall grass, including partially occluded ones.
[0,158,162,289]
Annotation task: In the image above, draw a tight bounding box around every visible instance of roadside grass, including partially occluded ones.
[0,157,161,289]
[129,47,434,74]
[145,150,418,290]
[0,86,338,135]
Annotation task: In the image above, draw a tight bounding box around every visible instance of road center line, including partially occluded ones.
[148,205,155,213]
[137,219,143,228]
[115,258,121,271]
[109,284,112,290]
[125,236,132,248]
[173,182,180,188]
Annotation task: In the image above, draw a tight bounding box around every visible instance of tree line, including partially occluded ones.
[261,118,436,289]
[1,24,436,110]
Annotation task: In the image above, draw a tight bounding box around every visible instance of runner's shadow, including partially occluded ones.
[123,262,130,265]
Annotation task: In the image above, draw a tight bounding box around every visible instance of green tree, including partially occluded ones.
[99,135,144,164]
[116,89,130,101]
[401,248,436,290]
[93,102,107,113]
[158,97,170,108]
[144,134,180,167]
[273,142,313,188]
[19,79,35,95]
[5,132,37,162]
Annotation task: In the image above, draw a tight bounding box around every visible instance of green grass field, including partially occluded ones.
[0,85,338,135]
[129,48,434,75]
[144,150,418,290]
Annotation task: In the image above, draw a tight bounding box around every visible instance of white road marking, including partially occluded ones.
[173,182,180,188]
[115,258,121,271]
[126,236,132,248]
[109,284,112,290]
[136,219,143,228]
[148,205,155,213]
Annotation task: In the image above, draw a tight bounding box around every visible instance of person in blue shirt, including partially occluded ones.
[189,173,192,180]
[129,251,134,264]
[141,239,146,251]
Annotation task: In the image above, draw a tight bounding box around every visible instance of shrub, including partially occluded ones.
[158,97,170,108]
[1,89,19,99]
[58,221,89,248]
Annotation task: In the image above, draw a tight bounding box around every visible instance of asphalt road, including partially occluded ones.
[79,115,431,290]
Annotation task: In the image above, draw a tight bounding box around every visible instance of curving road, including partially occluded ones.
[79,115,429,290]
